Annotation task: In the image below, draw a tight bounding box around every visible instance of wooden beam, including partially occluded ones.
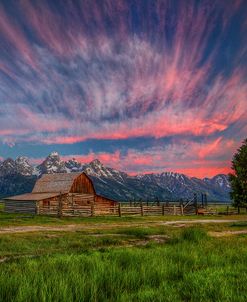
[118,203,122,217]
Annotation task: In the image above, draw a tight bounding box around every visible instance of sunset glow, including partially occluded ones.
[0,0,246,178]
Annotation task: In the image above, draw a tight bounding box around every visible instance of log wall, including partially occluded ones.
[95,195,117,206]
[4,200,37,214]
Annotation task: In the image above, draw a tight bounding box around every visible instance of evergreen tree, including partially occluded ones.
[229,139,247,207]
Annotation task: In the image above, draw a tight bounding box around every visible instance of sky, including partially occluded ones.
[0,0,246,178]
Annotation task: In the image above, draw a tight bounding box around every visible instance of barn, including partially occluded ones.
[3,172,118,216]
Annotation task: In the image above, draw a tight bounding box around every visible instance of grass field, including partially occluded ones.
[0,211,247,301]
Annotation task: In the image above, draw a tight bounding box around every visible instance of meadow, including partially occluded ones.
[0,210,247,302]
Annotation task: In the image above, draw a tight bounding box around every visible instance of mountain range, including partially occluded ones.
[0,152,231,202]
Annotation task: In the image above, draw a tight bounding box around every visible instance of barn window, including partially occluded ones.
[43,200,50,207]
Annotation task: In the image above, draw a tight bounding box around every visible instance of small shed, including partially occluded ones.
[3,172,118,215]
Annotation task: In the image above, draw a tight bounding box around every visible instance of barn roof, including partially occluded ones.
[4,192,61,201]
[32,172,82,193]
[3,172,118,203]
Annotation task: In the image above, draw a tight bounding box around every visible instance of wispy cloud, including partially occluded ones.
[0,0,246,176]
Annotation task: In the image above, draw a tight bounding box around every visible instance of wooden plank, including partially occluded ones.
[118,203,121,217]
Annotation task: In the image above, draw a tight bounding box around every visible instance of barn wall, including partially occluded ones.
[4,200,36,214]
[69,193,94,206]
[70,174,95,194]
[37,195,60,215]
[95,195,117,206]
[38,193,95,215]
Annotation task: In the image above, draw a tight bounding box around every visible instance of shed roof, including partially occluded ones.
[4,192,61,201]
[32,172,82,193]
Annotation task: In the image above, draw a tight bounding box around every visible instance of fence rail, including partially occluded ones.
[2,199,243,217]
[38,203,242,217]
[37,203,197,217]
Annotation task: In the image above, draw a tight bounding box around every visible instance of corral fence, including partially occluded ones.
[1,198,244,217]
[38,199,245,217]
[38,202,197,217]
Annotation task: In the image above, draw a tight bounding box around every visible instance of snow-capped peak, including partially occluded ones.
[90,159,103,167]
[49,151,59,157]
[0,156,33,176]
[65,158,83,172]
[15,156,33,176]
[36,152,66,175]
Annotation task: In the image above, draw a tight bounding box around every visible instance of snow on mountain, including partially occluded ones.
[0,158,16,176]
[209,174,231,188]
[15,156,34,176]
[203,174,230,190]
[0,157,36,198]
[36,152,67,175]
[65,158,83,172]
[84,159,128,180]
[0,152,231,201]
[0,157,33,176]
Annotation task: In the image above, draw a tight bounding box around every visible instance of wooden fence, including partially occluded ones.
[2,199,242,217]
[38,203,196,217]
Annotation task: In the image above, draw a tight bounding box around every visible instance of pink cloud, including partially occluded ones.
[0,0,246,179]
[28,137,236,178]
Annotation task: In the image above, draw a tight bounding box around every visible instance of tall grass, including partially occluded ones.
[0,228,247,302]
[180,227,208,242]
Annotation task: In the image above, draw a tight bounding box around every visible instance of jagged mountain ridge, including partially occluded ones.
[0,152,231,201]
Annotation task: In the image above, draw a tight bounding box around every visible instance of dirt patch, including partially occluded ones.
[209,230,247,237]
[147,234,169,243]
[161,219,247,225]
[0,223,146,234]
[171,224,186,228]
[0,219,246,234]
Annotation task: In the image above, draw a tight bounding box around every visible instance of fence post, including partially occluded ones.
[91,203,95,217]
[226,206,229,215]
[201,193,204,207]
[162,204,165,216]
[173,205,176,215]
[35,201,39,215]
[118,203,122,217]
[204,194,208,208]
[141,203,144,216]
[58,192,63,218]
[181,204,184,216]
[194,193,198,214]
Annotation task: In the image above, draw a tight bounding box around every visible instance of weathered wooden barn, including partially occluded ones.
[3,172,118,216]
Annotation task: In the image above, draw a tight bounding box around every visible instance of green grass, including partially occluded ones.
[0,232,128,258]
[116,226,168,238]
[178,227,208,242]
[230,221,247,228]
[1,212,247,301]
[1,210,247,228]
[0,228,247,302]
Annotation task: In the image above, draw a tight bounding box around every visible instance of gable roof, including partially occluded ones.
[3,172,118,203]
[4,192,62,201]
[32,172,82,193]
